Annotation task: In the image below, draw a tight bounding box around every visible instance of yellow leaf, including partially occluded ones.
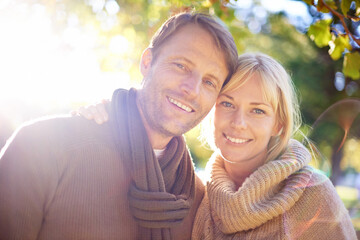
[343,52,360,79]
[329,35,353,60]
[201,0,212,8]
[307,19,332,47]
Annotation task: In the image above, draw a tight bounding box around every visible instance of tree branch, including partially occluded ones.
[319,0,360,46]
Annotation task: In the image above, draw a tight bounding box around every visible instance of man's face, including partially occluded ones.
[138,24,229,139]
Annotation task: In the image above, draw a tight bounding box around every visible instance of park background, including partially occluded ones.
[0,0,360,234]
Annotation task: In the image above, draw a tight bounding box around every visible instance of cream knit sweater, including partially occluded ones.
[192,140,357,240]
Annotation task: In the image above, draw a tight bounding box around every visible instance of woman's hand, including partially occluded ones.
[72,99,109,125]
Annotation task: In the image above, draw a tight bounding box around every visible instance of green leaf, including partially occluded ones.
[356,0,360,7]
[307,19,332,47]
[343,52,360,79]
[329,35,353,60]
[341,0,352,16]
[317,0,337,13]
[326,0,338,9]
[302,0,314,5]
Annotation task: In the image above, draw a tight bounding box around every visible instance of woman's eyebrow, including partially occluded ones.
[220,94,234,100]
[250,102,272,108]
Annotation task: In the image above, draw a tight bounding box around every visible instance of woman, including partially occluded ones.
[78,53,356,239]
[191,53,356,239]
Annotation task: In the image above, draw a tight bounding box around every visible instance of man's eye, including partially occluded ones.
[175,63,185,70]
[221,102,233,108]
[204,79,215,88]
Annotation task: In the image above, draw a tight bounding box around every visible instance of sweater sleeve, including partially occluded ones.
[285,168,357,240]
[0,120,59,240]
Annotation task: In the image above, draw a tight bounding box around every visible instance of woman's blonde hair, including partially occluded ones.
[203,52,302,162]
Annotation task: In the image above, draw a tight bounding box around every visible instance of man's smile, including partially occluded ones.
[167,96,194,113]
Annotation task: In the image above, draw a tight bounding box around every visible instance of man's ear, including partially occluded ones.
[140,48,153,77]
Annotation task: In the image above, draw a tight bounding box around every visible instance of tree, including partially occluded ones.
[302,0,360,80]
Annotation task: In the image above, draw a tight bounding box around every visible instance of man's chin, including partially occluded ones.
[161,123,195,137]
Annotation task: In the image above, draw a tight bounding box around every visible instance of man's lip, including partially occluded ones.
[167,96,195,113]
[224,133,252,144]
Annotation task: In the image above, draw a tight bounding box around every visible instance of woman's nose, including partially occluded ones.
[230,110,247,130]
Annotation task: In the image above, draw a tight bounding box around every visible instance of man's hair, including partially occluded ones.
[149,12,238,86]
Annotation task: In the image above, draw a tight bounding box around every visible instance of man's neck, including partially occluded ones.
[135,92,172,150]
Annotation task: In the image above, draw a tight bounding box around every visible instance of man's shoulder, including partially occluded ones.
[8,114,115,151]
[22,114,109,133]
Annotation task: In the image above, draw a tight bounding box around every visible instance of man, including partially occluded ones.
[0,12,238,239]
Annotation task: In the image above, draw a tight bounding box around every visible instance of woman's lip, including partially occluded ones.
[224,133,252,144]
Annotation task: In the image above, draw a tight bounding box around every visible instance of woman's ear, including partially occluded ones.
[272,123,283,137]
[140,48,153,77]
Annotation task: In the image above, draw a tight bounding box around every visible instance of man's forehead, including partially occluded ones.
[154,24,228,78]
[162,25,221,56]
[161,24,213,46]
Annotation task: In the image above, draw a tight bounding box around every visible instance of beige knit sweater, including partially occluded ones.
[192,140,357,240]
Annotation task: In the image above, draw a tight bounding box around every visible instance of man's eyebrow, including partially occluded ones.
[170,56,195,67]
[170,56,222,85]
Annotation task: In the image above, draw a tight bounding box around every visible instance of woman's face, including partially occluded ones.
[214,73,279,166]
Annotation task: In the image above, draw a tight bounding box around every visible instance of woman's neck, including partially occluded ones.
[223,163,251,189]
[222,153,267,189]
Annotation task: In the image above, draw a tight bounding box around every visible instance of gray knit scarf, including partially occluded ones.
[111,88,195,240]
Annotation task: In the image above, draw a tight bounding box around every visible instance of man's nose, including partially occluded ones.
[180,72,202,97]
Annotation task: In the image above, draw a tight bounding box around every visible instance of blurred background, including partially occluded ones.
[0,0,359,233]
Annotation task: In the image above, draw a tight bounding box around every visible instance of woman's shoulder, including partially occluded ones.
[293,165,351,218]
[300,166,334,191]
[286,166,357,239]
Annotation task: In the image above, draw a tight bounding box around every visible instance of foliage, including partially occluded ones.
[301,0,360,80]
[308,19,332,47]
[344,51,360,78]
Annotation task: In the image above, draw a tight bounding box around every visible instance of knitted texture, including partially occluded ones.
[111,88,195,240]
[192,140,357,240]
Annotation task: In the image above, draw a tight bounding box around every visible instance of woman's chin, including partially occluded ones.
[219,151,241,164]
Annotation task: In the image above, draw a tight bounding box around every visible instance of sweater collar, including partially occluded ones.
[206,139,312,233]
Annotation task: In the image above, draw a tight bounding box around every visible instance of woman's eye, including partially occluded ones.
[221,102,233,108]
[253,108,265,114]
